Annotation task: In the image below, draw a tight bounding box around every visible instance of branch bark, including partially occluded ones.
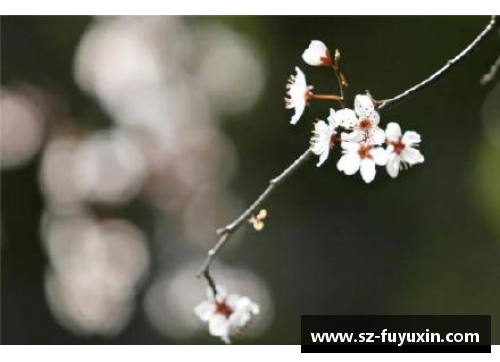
[377,15,498,111]
[198,149,312,294]
[197,16,498,294]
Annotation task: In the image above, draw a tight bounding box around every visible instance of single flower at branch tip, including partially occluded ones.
[194,286,259,344]
[285,66,312,124]
[384,122,425,178]
[337,141,388,183]
[302,40,331,66]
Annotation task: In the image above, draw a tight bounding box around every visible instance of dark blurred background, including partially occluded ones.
[1,16,499,345]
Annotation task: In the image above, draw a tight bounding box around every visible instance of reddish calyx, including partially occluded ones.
[215,301,233,318]
[358,118,372,131]
[358,143,373,160]
[388,138,405,154]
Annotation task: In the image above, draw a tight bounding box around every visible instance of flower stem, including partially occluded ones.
[197,149,312,294]
[310,93,343,101]
[197,15,498,295]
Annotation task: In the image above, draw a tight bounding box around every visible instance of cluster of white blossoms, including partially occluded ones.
[287,40,425,183]
[194,286,260,344]
[195,39,426,345]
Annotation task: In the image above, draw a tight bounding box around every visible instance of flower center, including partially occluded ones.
[358,118,371,130]
[215,301,233,319]
[358,143,373,160]
[390,138,405,154]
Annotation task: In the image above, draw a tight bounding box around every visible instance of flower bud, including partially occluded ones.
[302,40,331,66]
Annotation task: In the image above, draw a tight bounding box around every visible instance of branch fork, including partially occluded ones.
[197,16,498,297]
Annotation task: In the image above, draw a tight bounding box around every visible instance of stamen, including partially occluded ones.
[215,301,233,318]
[389,137,405,154]
[357,143,373,159]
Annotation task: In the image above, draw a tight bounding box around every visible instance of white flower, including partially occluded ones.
[194,286,260,344]
[337,141,388,183]
[310,117,337,167]
[302,40,331,66]
[285,67,312,125]
[329,108,358,129]
[344,94,385,145]
[384,122,425,178]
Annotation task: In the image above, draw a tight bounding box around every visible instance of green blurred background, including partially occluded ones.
[1,16,499,344]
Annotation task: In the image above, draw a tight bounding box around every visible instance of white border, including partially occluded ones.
[0,345,499,362]
[1,7,499,362]
[0,0,498,15]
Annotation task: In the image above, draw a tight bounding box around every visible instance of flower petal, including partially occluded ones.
[360,158,376,183]
[337,153,360,175]
[386,153,401,178]
[287,67,309,125]
[311,120,333,166]
[314,120,330,134]
[302,40,329,66]
[402,131,421,146]
[402,146,424,165]
[194,301,216,322]
[345,130,365,143]
[294,66,307,87]
[316,149,330,167]
[370,127,385,145]
[334,108,358,129]
[226,294,242,309]
[208,314,231,338]
[290,102,306,125]
[341,141,360,152]
[371,147,388,166]
[368,109,380,125]
[229,297,256,328]
[327,108,337,127]
[354,94,375,119]
[385,122,402,143]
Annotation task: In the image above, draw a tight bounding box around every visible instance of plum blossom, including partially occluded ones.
[310,117,337,167]
[302,40,331,66]
[329,107,358,129]
[384,122,424,178]
[337,141,388,183]
[194,286,259,344]
[285,67,313,124]
[344,94,385,144]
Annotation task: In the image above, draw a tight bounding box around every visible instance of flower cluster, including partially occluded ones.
[286,40,424,183]
[195,39,427,345]
[194,286,260,344]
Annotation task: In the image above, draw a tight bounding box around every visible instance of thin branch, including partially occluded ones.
[332,49,348,108]
[197,148,312,292]
[377,15,498,111]
[310,94,343,101]
[197,16,498,294]
[481,52,500,85]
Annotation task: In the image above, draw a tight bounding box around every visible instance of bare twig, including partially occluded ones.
[332,49,348,108]
[197,148,312,294]
[377,15,498,111]
[481,53,500,85]
[197,16,498,294]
